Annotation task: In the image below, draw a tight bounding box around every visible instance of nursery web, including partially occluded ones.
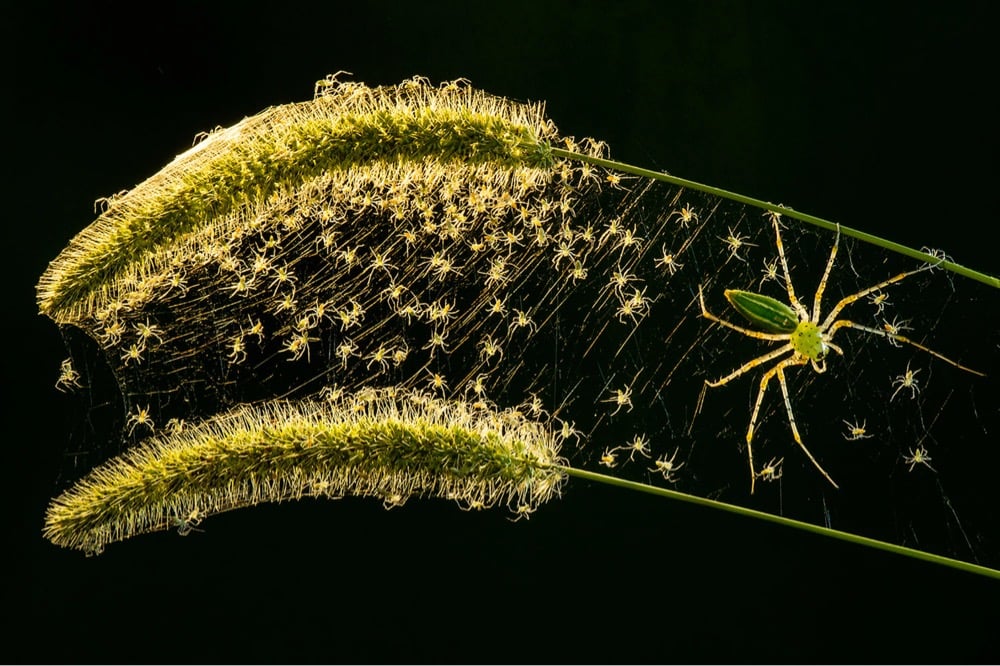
[49,162,1000,568]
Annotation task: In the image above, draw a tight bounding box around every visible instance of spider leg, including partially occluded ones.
[811,225,840,323]
[706,344,793,387]
[819,264,933,331]
[775,361,839,489]
[770,216,809,320]
[745,362,777,494]
[827,319,984,376]
[739,354,796,492]
[698,286,791,341]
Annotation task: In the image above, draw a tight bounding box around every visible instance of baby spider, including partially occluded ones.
[134,319,164,346]
[868,291,891,315]
[426,370,449,394]
[759,258,780,287]
[842,419,873,441]
[618,434,652,461]
[366,344,393,372]
[422,330,450,357]
[890,363,921,401]
[668,204,698,228]
[283,330,317,362]
[555,419,582,445]
[509,309,537,336]
[720,227,756,262]
[121,344,144,366]
[228,334,247,364]
[126,404,155,436]
[655,245,684,275]
[604,171,632,189]
[508,504,535,523]
[903,445,936,472]
[552,241,577,268]
[55,357,82,392]
[171,508,204,536]
[649,448,684,482]
[881,316,912,348]
[520,393,548,419]
[478,335,503,363]
[698,216,982,493]
[757,457,784,483]
[599,447,618,468]
[602,385,633,416]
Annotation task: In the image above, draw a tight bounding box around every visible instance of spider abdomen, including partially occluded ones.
[724,289,798,334]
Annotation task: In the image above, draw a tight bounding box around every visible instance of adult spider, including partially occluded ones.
[698,217,983,493]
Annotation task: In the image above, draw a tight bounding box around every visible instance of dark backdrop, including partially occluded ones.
[8,2,999,662]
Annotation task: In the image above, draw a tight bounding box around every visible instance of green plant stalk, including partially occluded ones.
[556,464,1000,581]
[551,147,1000,290]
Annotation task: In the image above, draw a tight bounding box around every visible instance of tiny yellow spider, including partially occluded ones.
[655,245,684,275]
[55,358,82,392]
[605,171,632,189]
[426,371,449,393]
[508,504,535,522]
[283,330,317,362]
[842,419,873,441]
[521,393,548,419]
[422,330,450,357]
[366,344,393,372]
[599,447,618,468]
[649,448,684,482]
[469,373,489,397]
[391,344,409,367]
[602,385,633,416]
[555,419,582,445]
[868,291,891,315]
[509,309,537,335]
[759,258,780,287]
[478,335,503,363]
[616,434,652,462]
[121,344,144,366]
[269,264,297,295]
[126,404,155,436]
[244,317,265,342]
[890,363,921,401]
[668,204,699,228]
[459,498,489,512]
[172,508,204,536]
[228,335,247,364]
[134,320,164,346]
[335,339,358,368]
[757,457,784,483]
[881,316,912,348]
[903,445,936,472]
[552,241,577,268]
[699,217,983,493]
[720,227,756,262]
[100,320,125,346]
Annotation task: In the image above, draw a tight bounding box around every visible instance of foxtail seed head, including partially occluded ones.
[44,387,566,555]
[37,75,602,323]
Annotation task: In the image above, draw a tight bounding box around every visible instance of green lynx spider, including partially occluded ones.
[699,215,984,493]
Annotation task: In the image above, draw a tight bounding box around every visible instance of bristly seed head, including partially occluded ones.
[43,386,566,555]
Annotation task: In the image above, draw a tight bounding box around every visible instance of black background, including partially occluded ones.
[8,1,1000,662]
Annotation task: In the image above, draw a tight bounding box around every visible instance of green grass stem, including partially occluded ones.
[556,464,1000,581]
[551,147,1000,290]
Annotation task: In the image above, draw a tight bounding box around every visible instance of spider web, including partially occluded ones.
[47,156,1000,567]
